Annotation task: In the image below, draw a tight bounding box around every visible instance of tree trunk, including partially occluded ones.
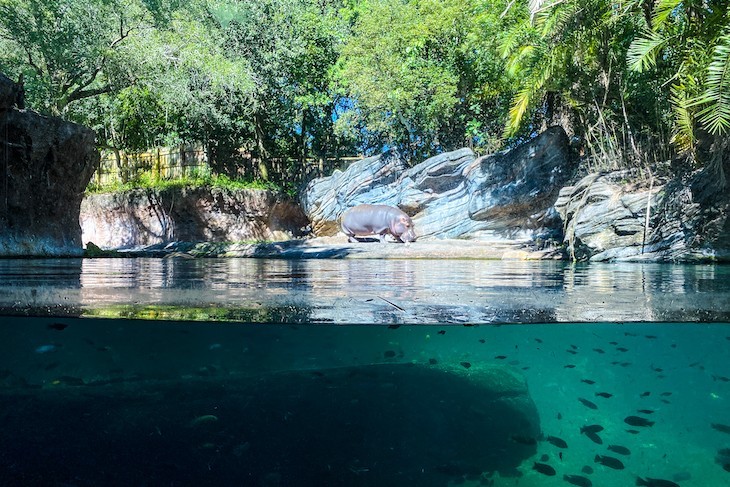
[254,113,270,181]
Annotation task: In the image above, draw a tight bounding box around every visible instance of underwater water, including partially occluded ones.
[0,259,729,486]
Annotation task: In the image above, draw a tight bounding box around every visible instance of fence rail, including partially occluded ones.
[93,146,362,187]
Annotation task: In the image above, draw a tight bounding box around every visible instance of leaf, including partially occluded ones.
[627,29,669,73]
[692,34,730,135]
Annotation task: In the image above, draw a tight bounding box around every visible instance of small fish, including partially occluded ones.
[510,435,537,445]
[535,338,543,343]
[689,362,701,367]
[566,350,578,355]
[626,429,640,434]
[711,423,730,434]
[478,339,486,344]
[578,398,598,409]
[616,347,629,352]
[620,362,632,367]
[437,330,446,335]
[635,477,680,487]
[34,344,58,354]
[608,444,631,455]
[640,391,651,397]
[660,392,672,397]
[625,416,655,427]
[384,350,396,358]
[460,361,471,369]
[546,435,568,448]
[581,379,596,385]
[564,364,576,369]
[580,424,604,434]
[592,348,605,354]
[625,332,638,336]
[661,399,671,404]
[595,392,613,398]
[563,474,593,487]
[428,358,438,365]
[594,454,624,470]
[47,322,68,331]
[581,465,594,474]
[533,462,556,476]
[494,355,507,360]
[645,335,658,339]
[557,412,562,420]
[637,409,655,414]
[584,431,603,444]
[713,375,730,382]
[609,341,618,345]
[651,366,663,372]
[570,344,578,350]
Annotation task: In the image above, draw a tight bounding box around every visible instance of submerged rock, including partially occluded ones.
[301,127,577,245]
[0,83,99,256]
[0,362,540,485]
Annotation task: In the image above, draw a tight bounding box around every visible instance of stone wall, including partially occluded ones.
[0,73,99,256]
[81,187,309,249]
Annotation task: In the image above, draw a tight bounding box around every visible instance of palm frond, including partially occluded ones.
[506,86,534,137]
[627,29,669,73]
[669,84,696,152]
[692,34,730,135]
[652,0,683,30]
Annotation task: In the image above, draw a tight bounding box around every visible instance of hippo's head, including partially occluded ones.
[393,215,417,243]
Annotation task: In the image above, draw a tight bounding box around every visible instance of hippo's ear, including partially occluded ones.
[400,216,410,225]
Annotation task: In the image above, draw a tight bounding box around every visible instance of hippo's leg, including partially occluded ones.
[379,234,387,244]
[348,236,360,243]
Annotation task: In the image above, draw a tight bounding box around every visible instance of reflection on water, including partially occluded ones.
[0,258,729,323]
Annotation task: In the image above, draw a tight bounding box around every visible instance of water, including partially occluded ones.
[1,258,729,486]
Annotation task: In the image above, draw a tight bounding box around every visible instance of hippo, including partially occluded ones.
[340,204,416,244]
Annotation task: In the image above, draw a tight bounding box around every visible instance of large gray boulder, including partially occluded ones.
[0,97,99,256]
[301,126,577,243]
[81,187,309,249]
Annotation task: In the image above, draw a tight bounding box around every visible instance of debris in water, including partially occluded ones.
[190,415,219,427]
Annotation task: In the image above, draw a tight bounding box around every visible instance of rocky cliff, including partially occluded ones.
[0,73,99,256]
[81,187,309,249]
[301,126,577,245]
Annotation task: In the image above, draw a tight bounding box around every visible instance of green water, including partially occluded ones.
[1,317,729,486]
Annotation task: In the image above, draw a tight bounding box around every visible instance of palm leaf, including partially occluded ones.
[669,84,696,151]
[652,0,683,30]
[627,29,669,73]
[692,34,730,135]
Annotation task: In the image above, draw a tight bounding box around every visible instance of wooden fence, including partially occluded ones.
[93,146,361,187]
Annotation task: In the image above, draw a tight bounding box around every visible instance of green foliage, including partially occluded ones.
[86,172,280,194]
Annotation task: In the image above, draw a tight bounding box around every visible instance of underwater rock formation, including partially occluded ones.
[81,187,309,249]
[0,73,99,256]
[301,126,577,244]
[0,362,540,485]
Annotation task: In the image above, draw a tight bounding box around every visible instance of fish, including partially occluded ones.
[593,348,605,354]
[616,347,629,352]
[478,339,486,344]
[570,344,578,349]
[47,322,68,331]
[384,350,396,358]
[711,423,730,434]
[533,462,556,476]
[34,344,58,354]
[557,412,563,420]
[713,375,730,382]
[645,335,658,339]
[625,416,655,427]
[535,338,543,343]
[581,465,594,474]
[564,364,576,369]
[625,332,638,336]
[640,391,651,397]
[660,392,672,397]
[635,477,680,487]
[584,431,603,444]
[460,361,472,369]
[387,324,399,329]
[566,350,578,355]
[580,424,604,434]
[608,444,631,455]
[581,379,596,385]
[594,454,625,470]
[563,474,593,487]
[578,398,598,409]
[494,355,507,360]
[637,409,655,414]
[609,341,618,345]
[546,435,568,448]
[626,429,640,434]
[595,392,613,398]
[437,330,446,335]
[428,358,438,365]
[510,435,537,445]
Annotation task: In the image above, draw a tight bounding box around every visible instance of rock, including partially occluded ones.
[0,73,21,111]
[555,167,730,262]
[81,187,309,249]
[0,101,99,256]
[0,362,541,485]
[554,171,664,261]
[301,126,577,245]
